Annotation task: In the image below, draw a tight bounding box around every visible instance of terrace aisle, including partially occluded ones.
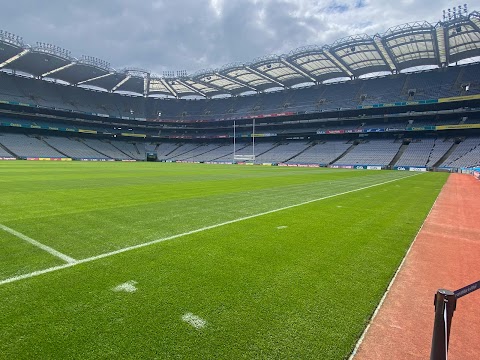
[353,173,480,360]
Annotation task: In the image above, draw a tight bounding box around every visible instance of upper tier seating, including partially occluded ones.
[1,63,478,121]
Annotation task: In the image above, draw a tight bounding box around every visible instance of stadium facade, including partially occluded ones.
[0,10,480,170]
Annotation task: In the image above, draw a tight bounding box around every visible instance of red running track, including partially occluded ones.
[353,173,480,360]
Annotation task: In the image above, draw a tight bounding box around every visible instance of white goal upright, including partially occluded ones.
[233,119,256,162]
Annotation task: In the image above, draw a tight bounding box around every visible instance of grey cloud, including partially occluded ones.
[0,0,459,75]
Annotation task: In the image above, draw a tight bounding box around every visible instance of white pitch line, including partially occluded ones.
[0,224,77,264]
[0,173,421,287]
[112,280,138,293]
[347,177,445,360]
[182,313,207,329]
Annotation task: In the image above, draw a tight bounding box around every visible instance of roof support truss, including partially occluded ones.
[191,77,230,95]
[144,76,149,96]
[323,50,353,77]
[41,62,75,78]
[160,78,178,98]
[215,72,258,92]
[0,48,29,69]
[111,75,130,92]
[76,72,113,85]
[435,27,447,66]
[176,79,206,97]
[373,38,397,72]
[280,58,317,83]
[245,66,285,88]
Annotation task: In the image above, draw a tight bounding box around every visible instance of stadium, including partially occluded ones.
[0,4,479,360]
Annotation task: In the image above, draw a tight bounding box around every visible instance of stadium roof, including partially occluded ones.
[1,11,480,98]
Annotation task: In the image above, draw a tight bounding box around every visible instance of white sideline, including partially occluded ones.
[347,180,445,359]
[0,173,421,287]
[0,224,77,264]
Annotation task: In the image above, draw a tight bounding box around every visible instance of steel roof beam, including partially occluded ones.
[160,78,178,98]
[144,75,149,97]
[435,27,447,66]
[469,16,480,32]
[190,77,231,95]
[76,72,113,85]
[280,58,317,83]
[176,79,207,98]
[215,72,258,92]
[111,75,130,92]
[245,65,285,88]
[323,50,353,77]
[41,62,75,78]
[373,38,397,72]
[0,48,29,69]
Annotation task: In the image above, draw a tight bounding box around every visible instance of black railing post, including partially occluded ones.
[430,289,457,360]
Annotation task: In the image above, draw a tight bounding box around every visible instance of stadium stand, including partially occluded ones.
[164,143,201,160]
[395,138,451,167]
[1,64,480,120]
[1,12,480,170]
[80,139,133,160]
[110,141,144,160]
[174,143,222,162]
[43,136,109,160]
[0,133,66,158]
[334,139,402,166]
[156,143,183,160]
[255,142,310,163]
[440,137,480,168]
[0,143,14,157]
[288,141,352,165]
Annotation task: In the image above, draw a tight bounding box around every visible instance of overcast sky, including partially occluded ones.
[0,0,461,75]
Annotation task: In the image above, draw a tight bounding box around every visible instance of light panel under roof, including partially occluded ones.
[224,68,271,87]
[289,52,344,78]
[184,79,219,94]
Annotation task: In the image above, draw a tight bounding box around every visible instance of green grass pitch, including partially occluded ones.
[0,162,448,359]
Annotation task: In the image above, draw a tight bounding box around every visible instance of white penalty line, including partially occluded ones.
[0,173,421,287]
[0,224,77,264]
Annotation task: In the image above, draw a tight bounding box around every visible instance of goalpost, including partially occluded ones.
[233,119,256,163]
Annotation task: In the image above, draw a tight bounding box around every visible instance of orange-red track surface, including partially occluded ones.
[354,173,480,360]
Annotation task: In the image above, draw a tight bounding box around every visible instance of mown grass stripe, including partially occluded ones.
[347,177,446,360]
[0,223,77,264]
[0,172,420,287]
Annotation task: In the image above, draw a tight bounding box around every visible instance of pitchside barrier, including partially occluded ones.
[233,154,255,162]
[430,279,480,360]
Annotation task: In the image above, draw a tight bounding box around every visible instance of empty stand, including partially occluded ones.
[0,133,66,158]
[334,139,402,166]
[81,139,133,160]
[289,141,352,165]
[440,137,480,168]
[2,63,479,121]
[255,142,310,163]
[43,136,108,159]
[395,138,452,167]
